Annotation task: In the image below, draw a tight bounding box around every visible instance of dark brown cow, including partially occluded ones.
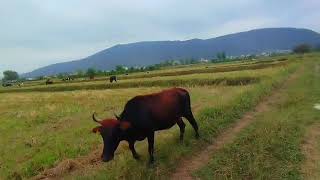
[109,75,117,83]
[45,79,53,85]
[92,88,199,163]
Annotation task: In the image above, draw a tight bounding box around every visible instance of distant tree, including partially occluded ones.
[221,52,226,60]
[96,70,104,76]
[190,58,198,64]
[162,60,171,66]
[57,73,65,79]
[115,65,126,73]
[3,70,19,81]
[153,64,161,69]
[76,70,85,77]
[128,67,135,72]
[103,70,109,76]
[109,70,116,75]
[146,65,156,71]
[293,44,311,54]
[210,58,217,63]
[180,59,186,65]
[315,44,320,52]
[216,52,226,61]
[86,68,96,79]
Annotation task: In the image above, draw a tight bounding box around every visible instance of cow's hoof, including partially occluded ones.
[102,155,114,162]
[149,157,155,163]
[133,154,141,160]
[147,160,156,168]
[195,133,200,139]
[179,134,185,141]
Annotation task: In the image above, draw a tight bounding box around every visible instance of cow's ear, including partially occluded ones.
[92,126,102,133]
[119,121,131,131]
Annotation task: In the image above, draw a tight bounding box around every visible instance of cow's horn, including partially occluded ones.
[114,113,120,120]
[92,112,101,123]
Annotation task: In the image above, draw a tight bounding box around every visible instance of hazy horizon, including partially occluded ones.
[1,0,320,75]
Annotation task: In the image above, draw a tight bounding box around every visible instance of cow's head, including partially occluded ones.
[92,113,131,162]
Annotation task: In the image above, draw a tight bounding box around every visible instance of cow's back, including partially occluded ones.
[120,88,189,130]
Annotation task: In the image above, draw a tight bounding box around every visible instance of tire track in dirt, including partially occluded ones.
[301,124,320,179]
[170,68,300,180]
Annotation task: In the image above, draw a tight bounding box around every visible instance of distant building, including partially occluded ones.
[199,58,209,63]
[261,52,270,56]
[172,60,181,65]
[26,78,35,81]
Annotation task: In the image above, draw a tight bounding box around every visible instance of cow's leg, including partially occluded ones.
[101,144,106,159]
[147,132,155,164]
[128,141,140,160]
[176,118,185,141]
[184,112,199,138]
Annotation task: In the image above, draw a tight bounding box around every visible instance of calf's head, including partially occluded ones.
[92,113,130,162]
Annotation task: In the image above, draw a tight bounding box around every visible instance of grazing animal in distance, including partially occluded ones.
[91,87,199,163]
[109,75,117,83]
[2,82,13,87]
[45,79,53,85]
[62,76,74,81]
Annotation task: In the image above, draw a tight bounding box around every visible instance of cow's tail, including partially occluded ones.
[178,88,192,114]
[184,91,192,113]
[92,112,100,123]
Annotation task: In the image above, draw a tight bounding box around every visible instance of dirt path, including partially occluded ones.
[301,124,320,179]
[170,69,300,180]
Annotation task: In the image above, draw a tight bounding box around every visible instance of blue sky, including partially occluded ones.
[0,0,319,75]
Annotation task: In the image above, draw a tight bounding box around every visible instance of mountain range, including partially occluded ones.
[23,28,320,78]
